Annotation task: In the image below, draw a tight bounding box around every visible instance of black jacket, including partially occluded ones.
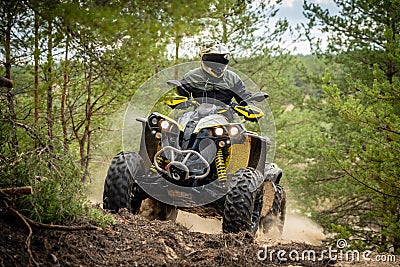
[178,67,253,105]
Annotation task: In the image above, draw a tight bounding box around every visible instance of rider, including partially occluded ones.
[177,41,255,106]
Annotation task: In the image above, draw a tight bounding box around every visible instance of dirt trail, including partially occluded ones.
[177,211,325,245]
[2,208,398,266]
[83,173,393,266]
[0,209,333,267]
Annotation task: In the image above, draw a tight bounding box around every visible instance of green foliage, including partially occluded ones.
[304,0,400,83]
[86,206,116,228]
[0,137,86,223]
[204,0,288,54]
[324,69,399,247]
[17,156,85,223]
[0,95,85,223]
[300,0,400,253]
[294,68,400,252]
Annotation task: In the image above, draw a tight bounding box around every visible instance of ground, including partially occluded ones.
[1,208,397,267]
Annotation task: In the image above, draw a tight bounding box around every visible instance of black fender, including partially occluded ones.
[247,133,270,175]
[137,118,158,172]
[264,163,283,184]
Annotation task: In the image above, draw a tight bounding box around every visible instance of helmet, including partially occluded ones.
[199,42,230,78]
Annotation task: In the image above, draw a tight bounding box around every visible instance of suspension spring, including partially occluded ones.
[215,149,227,182]
[151,155,168,172]
[157,155,169,169]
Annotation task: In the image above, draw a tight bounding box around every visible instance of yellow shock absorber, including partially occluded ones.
[156,155,164,166]
[151,154,168,172]
[215,149,227,182]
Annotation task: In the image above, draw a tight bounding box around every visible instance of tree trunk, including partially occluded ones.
[34,13,39,125]
[5,7,18,155]
[395,201,400,253]
[61,34,69,151]
[46,21,54,152]
[80,61,93,182]
[5,10,12,79]
[222,15,228,44]
[174,31,180,80]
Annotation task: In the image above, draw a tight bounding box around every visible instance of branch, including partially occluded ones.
[378,126,400,136]
[335,157,399,198]
[1,191,101,232]
[0,76,13,88]
[0,186,32,196]
[14,122,46,147]
[23,216,101,231]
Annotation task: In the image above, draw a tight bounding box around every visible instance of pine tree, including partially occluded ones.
[302,0,400,252]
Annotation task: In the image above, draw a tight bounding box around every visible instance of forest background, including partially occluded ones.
[1,0,399,254]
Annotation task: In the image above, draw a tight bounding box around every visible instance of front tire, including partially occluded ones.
[222,167,264,234]
[102,151,144,213]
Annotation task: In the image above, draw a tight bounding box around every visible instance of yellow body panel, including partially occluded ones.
[226,138,251,174]
[165,95,188,107]
[234,105,264,119]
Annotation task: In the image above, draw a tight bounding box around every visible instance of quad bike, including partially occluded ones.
[103,80,286,235]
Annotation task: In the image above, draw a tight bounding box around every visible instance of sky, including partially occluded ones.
[168,0,340,58]
[275,0,339,54]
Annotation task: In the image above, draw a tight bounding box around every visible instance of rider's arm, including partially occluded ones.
[232,79,255,106]
[177,78,192,98]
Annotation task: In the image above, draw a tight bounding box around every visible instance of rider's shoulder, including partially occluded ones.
[223,69,242,83]
[184,67,203,78]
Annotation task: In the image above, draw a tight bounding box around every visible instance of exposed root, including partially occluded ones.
[0,189,99,267]
[9,207,39,267]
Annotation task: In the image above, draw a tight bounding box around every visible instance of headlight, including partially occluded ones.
[214,127,224,136]
[150,117,158,126]
[160,120,170,130]
[229,126,239,136]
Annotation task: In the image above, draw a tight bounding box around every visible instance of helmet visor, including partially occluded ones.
[203,61,227,77]
[202,53,229,65]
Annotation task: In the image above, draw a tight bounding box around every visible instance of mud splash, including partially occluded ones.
[176,211,324,245]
